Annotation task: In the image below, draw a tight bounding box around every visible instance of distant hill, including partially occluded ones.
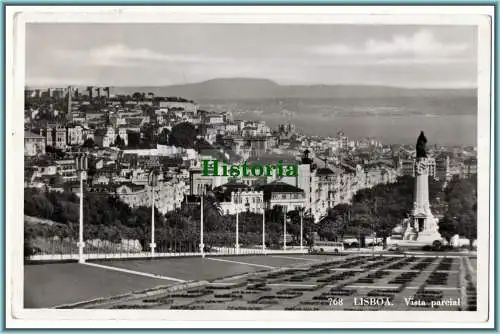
[110,78,477,100]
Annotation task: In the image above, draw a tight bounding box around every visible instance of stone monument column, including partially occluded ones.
[412,131,442,243]
[414,159,432,218]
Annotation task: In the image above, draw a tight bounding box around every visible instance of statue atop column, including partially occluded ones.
[416,131,427,158]
[401,131,442,244]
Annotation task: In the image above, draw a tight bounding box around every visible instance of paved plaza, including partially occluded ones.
[25,254,329,308]
[25,253,477,311]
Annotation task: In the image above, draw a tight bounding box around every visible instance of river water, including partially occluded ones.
[201,96,478,146]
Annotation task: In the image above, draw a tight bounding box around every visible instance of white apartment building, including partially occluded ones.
[67,125,85,146]
[116,179,187,214]
[218,189,265,215]
[258,181,306,212]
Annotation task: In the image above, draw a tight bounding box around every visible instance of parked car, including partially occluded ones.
[309,241,344,254]
[387,244,402,252]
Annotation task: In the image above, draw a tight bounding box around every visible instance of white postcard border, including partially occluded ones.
[6,5,494,329]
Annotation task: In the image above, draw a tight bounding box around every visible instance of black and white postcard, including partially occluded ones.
[5,5,494,329]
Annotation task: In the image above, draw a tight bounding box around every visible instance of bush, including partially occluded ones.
[442,245,455,251]
[431,240,443,251]
[344,242,359,249]
[24,240,34,257]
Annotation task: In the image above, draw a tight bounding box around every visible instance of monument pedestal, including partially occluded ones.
[416,231,442,243]
[401,157,442,245]
[402,220,417,241]
[414,214,441,243]
[402,214,442,244]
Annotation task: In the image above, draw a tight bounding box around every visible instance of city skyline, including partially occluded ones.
[26,24,477,89]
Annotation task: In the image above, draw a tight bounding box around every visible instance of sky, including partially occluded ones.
[26,23,478,88]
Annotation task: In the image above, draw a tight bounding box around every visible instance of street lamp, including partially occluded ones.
[299,207,305,252]
[372,198,378,258]
[343,209,351,246]
[235,190,241,254]
[243,199,250,253]
[283,206,288,251]
[75,153,88,264]
[149,170,158,257]
[371,220,375,258]
[262,204,266,254]
[200,185,205,258]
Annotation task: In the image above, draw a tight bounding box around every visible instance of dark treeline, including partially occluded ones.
[24,174,477,251]
[24,188,310,250]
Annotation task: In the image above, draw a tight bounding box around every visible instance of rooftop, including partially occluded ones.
[246,153,298,165]
[257,181,304,194]
[316,167,335,176]
[116,182,147,192]
[25,131,45,139]
[214,182,252,202]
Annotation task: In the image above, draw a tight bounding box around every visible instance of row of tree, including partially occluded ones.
[315,175,444,247]
[438,176,477,248]
[24,174,478,250]
[24,188,311,250]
